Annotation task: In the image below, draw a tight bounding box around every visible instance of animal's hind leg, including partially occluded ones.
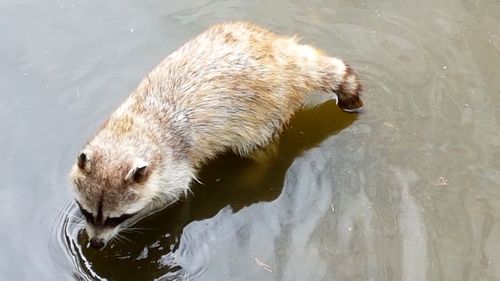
[331,60,364,112]
[321,57,364,112]
[287,42,364,112]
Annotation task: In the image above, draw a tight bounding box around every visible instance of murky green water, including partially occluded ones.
[1,0,499,280]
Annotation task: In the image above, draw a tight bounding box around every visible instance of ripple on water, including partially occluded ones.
[54,201,104,280]
[55,198,208,280]
[47,1,500,280]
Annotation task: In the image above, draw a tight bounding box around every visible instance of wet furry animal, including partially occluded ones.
[69,22,363,249]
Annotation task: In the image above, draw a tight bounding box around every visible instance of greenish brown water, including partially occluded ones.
[1,0,499,280]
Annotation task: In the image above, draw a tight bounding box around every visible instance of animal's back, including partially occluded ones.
[128,21,362,165]
[70,22,363,248]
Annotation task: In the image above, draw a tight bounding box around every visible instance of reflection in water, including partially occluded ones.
[394,168,426,281]
[1,0,500,280]
[59,102,357,280]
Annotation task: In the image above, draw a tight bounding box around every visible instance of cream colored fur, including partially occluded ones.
[69,21,363,247]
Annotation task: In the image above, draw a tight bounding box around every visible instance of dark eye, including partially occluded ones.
[104,213,135,227]
[76,202,95,223]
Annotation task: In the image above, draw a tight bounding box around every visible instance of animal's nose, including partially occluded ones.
[89,238,105,249]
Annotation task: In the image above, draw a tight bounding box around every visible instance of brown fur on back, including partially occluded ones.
[123,22,363,166]
[70,21,363,232]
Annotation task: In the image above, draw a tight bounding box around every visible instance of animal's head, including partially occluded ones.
[69,144,192,249]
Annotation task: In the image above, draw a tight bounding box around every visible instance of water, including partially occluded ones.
[1,0,499,280]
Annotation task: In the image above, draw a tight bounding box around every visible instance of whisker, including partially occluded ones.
[116,233,134,244]
[114,234,130,247]
[114,234,135,251]
[126,226,154,231]
[121,229,143,235]
[112,236,127,249]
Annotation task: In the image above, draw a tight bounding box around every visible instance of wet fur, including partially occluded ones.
[69,21,363,245]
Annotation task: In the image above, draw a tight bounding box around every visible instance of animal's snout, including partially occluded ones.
[89,238,105,249]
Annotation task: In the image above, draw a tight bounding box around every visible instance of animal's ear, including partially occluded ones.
[77,151,91,173]
[125,159,149,183]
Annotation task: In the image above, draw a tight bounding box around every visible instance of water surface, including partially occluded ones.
[1,0,499,280]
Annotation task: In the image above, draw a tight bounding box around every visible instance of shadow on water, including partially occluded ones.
[58,100,357,280]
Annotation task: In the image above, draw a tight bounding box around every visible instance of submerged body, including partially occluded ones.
[70,22,363,249]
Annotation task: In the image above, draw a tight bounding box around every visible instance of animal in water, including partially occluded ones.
[69,21,363,249]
